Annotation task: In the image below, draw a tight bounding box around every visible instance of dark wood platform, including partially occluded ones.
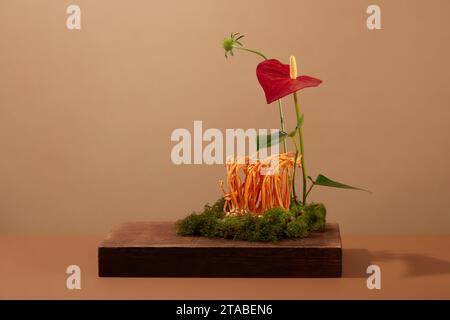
[98,222,342,278]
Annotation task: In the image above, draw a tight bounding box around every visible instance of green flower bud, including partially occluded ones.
[222,38,234,52]
[222,32,244,58]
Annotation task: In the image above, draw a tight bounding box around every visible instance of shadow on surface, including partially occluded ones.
[371,251,450,278]
[343,249,450,278]
[342,249,372,278]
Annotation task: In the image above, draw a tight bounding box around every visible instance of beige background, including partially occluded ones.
[1,0,450,235]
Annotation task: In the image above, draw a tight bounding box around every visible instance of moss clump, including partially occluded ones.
[176,198,225,236]
[304,203,327,231]
[286,216,309,238]
[289,202,306,217]
[216,214,259,240]
[176,213,204,236]
[257,207,290,242]
[176,198,327,242]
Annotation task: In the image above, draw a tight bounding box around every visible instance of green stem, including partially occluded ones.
[293,92,308,204]
[305,183,314,200]
[290,136,300,203]
[277,100,287,153]
[235,47,267,60]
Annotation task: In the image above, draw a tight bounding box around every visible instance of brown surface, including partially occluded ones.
[98,222,342,277]
[101,222,341,248]
[1,233,450,299]
[1,0,450,235]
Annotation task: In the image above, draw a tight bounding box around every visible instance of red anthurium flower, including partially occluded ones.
[256,58,322,104]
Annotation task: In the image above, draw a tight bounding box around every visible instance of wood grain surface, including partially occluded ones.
[98,222,342,277]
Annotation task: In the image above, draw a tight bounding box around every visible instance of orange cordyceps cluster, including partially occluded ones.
[219,153,301,215]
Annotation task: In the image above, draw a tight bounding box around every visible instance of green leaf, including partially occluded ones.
[312,174,370,193]
[256,131,288,151]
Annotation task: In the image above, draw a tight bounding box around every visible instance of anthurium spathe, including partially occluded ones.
[256,58,322,104]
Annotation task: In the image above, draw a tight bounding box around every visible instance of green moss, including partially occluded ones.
[303,203,327,231]
[256,207,290,242]
[203,197,226,218]
[176,198,225,236]
[216,214,259,240]
[176,198,327,242]
[289,202,305,217]
[176,212,203,236]
[286,216,309,238]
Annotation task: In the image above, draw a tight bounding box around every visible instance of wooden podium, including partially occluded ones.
[98,222,342,278]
